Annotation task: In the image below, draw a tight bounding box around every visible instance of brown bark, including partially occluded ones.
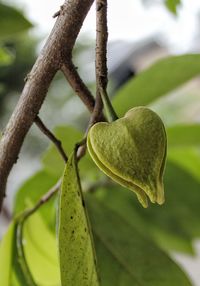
[0,0,94,211]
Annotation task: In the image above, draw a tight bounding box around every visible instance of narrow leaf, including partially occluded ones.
[58,152,99,286]
[113,54,200,116]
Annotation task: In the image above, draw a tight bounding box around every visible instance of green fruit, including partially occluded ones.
[87,106,167,208]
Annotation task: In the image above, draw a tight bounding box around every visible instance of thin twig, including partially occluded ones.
[77,0,109,160]
[35,116,68,163]
[21,179,61,220]
[61,61,95,113]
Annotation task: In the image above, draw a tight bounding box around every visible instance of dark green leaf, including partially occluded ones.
[58,152,100,286]
[0,3,32,38]
[86,195,192,285]
[90,159,200,254]
[113,54,200,116]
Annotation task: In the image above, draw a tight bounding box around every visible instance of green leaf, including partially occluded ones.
[23,211,60,285]
[0,223,15,285]
[58,152,100,286]
[113,54,200,116]
[167,124,200,148]
[0,221,34,286]
[86,195,192,285]
[0,208,60,286]
[165,0,181,15]
[14,170,58,231]
[0,3,32,39]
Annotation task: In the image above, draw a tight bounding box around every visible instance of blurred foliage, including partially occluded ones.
[0,35,38,110]
[0,2,36,116]
[165,0,181,14]
[0,46,14,67]
[142,0,182,14]
[113,54,200,117]
[0,3,32,39]
[86,194,192,286]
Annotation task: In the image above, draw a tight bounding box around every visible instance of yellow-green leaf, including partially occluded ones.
[23,211,60,285]
[0,223,16,286]
[58,151,100,286]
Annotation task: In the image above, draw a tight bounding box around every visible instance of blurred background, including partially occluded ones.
[1,0,200,284]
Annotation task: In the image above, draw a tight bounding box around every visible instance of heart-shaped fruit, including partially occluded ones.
[87,106,167,208]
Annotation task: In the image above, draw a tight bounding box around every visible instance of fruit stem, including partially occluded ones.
[100,87,118,122]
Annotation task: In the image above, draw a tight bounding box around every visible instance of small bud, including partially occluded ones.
[87,106,167,208]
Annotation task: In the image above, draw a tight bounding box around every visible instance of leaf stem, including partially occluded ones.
[100,87,118,122]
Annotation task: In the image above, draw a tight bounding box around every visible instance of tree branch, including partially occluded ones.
[0,0,94,211]
[76,0,109,160]
[89,0,108,126]
[35,116,68,163]
[61,61,95,113]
